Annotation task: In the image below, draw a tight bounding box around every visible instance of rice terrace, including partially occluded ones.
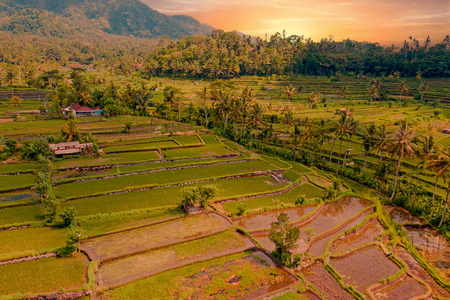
[1,0,450,298]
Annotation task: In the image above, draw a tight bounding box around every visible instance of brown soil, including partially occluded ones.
[0,119,14,123]
[307,209,373,257]
[174,252,296,300]
[330,245,400,296]
[373,276,427,300]
[394,246,450,298]
[332,219,385,255]
[233,205,317,232]
[403,225,450,281]
[385,206,423,224]
[300,263,354,300]
[80,213,231,261]
[97,232,255,287]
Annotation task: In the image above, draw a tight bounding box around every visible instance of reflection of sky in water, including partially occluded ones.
[387,206,422,224]
[0,193,36,202]
[405,226,450,279]
[235,205,316,231]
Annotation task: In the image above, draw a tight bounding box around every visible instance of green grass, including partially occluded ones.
[103,140,178,153]
[0,205,42,227]
[0,163,38,174]
[0,174,37,191]
[0,254,88,297]
[101,251,285,300]
[200,134,221,145]
[52,157,243,182]
[53,160,275,199]
[78,207,184,238]
[59,175,285,217]
[272,291,308,300]
[0,227,66,260]
[222,182,323,214]
[52,151,161,169]
[162,144,233,159]
[172,135,201,145]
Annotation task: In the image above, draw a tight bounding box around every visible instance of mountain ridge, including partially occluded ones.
[0,0,214,39]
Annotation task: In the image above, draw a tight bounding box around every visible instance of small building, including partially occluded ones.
[49,141,93,157]
[62,104,104,118]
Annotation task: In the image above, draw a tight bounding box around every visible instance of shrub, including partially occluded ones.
[59,207,77,227]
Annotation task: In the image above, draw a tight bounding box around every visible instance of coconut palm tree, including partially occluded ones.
[285,84,295,103]
[414,135,435,190]
[361,124,376,171]
[388,122,417,201]
[373,124,389,168]
[6,69,15,98]
[282,109,294,151]
[419,82,429,103]
[399,81,409,102]
[428,145,450,227]
[247,103,265,140]
[340,119,359,172]
[61,119,79,142]
[335,114,353,173]
[197,87,209,127]
[10,96,22,116]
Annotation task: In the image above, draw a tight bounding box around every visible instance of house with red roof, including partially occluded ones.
[62,104,104,118]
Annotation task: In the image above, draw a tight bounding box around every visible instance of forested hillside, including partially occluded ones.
[0,0,213,39]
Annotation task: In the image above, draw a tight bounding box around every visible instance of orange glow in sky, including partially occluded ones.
[140,0,450,45]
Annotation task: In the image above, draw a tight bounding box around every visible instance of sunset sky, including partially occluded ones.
[140,0,450,45]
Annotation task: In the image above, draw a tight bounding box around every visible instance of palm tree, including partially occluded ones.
[361,124,376,171]
[419,82,429,103]
[414,136,435,190]
[285,84,295,103]
[388,122,417,201]
[373,124,389,168]
[334,114,352,173]
[61,119,79,142]
[230,99,243,139]
[10,96,22,116]
[6,69,15,98]
[340,119,359,172]
[367,84,380,101]
[428,145,450,227]
[248,103,265,140]
[399,81,409,102]
[197,87,209,127]
[282,109,294,151]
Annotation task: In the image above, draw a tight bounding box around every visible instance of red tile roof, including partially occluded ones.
[67,104,101,112]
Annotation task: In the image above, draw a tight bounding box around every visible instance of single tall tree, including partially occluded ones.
[428,145,450,227]
[388,122,417,201]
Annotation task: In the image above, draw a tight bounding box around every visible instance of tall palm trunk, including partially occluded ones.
[342,136,352,170]
[336,136,344,174]
[390,153,403,201]
[432,176,439,202]
[234,118,238,139]
[363,152,369,171]
[438,182,450,227]
[329,137,337,166]
[283,124,290,151]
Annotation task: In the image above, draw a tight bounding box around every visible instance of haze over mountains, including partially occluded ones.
[0,0,214,39]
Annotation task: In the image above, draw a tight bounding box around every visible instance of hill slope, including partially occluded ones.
[0,0,214,39]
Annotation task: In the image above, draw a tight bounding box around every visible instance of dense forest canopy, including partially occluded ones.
[0,0,213,39]
[1,30,448,80]
[145,31,450,78]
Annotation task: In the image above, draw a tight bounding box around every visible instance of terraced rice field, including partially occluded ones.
[0,132,449,299]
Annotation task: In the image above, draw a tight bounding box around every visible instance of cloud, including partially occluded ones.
[138,0,450,44]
